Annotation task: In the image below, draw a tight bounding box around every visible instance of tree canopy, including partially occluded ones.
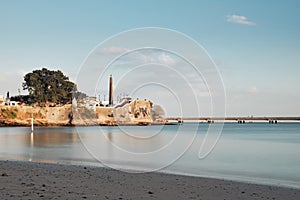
[22,68,77,105]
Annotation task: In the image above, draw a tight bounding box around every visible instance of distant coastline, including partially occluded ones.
[1,103,299,127]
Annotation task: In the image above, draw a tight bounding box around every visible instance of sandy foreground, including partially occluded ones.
[0,161,300,200]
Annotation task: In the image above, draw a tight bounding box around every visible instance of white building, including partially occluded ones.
[101,100,110,107]
[9,101,19,106]
[80,96,101,110]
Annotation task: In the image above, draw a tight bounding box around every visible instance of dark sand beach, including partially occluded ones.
[1,161,300,199]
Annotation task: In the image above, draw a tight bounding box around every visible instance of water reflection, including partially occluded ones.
[107,131,113,141]
[30,132,34,147]
[27,130,79,148]
[1,124,300,188]
[0,127,87,164]
[78,125,181,155]
[76,124,198,172]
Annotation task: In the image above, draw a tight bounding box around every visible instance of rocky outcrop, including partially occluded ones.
[0,99,158,126]
[0,105,72,126]
[113,99,153,125]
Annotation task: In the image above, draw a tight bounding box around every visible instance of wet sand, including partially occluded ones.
[0,160,299,199]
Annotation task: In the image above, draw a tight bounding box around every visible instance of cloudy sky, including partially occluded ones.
[0,0,299,116]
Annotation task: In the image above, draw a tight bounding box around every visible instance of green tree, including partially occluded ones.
[22,68,77,105]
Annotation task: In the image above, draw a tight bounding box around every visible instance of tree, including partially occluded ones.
[22,68,77,105]
[151,105,165,121]
[73,91,87,102]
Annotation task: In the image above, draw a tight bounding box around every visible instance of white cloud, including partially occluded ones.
[114,50,178,66]
[96,47,178,67]
[98,47,130,55]
[227,15,256,26]
[158,53,176,65]
[248,86,258,94]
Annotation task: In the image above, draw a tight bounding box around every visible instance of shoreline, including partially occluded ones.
[1,121,299,128]
[1,160,300,199]
[0,122,175,128]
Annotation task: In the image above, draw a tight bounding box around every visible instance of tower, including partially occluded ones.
[109,74,113,106]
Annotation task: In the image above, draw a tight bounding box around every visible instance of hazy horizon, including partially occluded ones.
[0,1,299,117]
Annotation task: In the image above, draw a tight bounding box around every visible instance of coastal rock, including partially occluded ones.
[0,99,162,126]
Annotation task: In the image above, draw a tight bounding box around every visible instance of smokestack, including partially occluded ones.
[109,74,113,106]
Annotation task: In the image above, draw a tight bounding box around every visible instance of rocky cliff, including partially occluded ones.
[0,105,72,126]
[0,99,156,126]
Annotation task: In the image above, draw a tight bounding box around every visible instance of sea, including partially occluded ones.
[0,122,300,189]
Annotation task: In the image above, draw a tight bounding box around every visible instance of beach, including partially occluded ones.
[1,160,299,200]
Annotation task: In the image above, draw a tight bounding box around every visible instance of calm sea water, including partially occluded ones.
[0,123,300,188]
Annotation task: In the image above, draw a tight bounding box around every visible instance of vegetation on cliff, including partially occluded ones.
[1,108,17,119]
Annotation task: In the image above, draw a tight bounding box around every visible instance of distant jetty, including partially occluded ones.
[166,117,300,124]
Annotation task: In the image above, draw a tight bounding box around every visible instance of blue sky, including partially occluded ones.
[0,0,299,116]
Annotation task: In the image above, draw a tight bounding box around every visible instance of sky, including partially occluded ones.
[0,0,299,116]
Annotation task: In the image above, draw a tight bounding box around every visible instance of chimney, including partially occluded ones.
[109,74,113,106]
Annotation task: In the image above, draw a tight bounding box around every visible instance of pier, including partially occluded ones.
[165,117,300,123]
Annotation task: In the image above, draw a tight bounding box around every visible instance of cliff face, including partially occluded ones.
[0,99,154,126]
[0,105,72,126]
[113,99,153,125]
